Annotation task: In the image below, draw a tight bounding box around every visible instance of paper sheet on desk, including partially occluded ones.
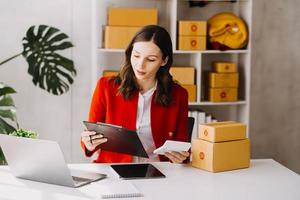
[82,180,143,199]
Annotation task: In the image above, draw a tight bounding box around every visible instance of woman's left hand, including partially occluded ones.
[164,151,190,164]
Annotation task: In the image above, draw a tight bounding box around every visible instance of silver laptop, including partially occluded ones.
[0,134,106,187]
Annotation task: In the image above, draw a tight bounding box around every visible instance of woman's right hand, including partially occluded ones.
[81,131,108,152]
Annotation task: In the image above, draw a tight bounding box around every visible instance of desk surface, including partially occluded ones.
[0,159,299,200]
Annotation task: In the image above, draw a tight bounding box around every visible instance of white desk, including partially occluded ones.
[0,159,299,200]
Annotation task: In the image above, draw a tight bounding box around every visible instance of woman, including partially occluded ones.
[81,25,189,163]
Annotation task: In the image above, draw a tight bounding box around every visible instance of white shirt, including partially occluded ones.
[134,84,160,162]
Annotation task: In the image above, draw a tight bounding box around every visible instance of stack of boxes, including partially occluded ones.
[208,62,239,102]
[191,121,250,172]
[104,8,158,49]
[178,21,207,50]
[170,67,196,102]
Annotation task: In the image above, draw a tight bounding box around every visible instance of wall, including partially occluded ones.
[251,0,300,174]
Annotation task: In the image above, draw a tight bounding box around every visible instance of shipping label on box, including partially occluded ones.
[178,36,206,50]
[181,84,196,102]
[104,26,141,49]
[213,62,237,73]
[198,121,246,142]
[170,67,195,85]
[178,21,207,36]
[191,138,250,172]
[209,88,238,102]
[209,72,239,88]
[108,8,158,26]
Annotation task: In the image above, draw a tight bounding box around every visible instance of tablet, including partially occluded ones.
[111,164,166,179]
[83,121,148,158]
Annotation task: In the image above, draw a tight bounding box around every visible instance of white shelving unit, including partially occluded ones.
[91,0,252,134]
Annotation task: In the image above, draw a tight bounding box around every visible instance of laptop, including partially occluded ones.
[0,134,107,187]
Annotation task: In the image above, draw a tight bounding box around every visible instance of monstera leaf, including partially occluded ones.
[0,25,76,95]
[0,83,16,164]
[22,25,76,95]
[0,83,17,135]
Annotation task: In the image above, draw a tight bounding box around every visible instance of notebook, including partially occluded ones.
[86,180,143,199]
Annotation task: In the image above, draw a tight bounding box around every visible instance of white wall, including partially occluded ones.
[0,0,92,163]
[251,0,300,174]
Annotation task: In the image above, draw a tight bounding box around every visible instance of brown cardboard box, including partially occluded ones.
[178,21,207,36]
[181,84,196,102]
[178,36,206,50]
[103,70,119,77]
[209,73,239,88]
[104,26,141,49]
[209,88,238,102]
[213,62,237,73]
[198,121,246,142]
[191,138,250,172]
[108,8,158,26]
[170,67,195,85]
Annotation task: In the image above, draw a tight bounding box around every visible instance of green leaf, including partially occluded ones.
[9,129,38,139]
[0,118,16,135]
[0,147,7,165]
[0,95,15,107]
[47,32,68,44]
[0,109,16,121]
[0,84,16,96]
[0,83,18,133]
[22,25,76,95]
[51,41,74,51]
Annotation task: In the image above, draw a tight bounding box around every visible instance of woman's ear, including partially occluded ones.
[161,56,169,67]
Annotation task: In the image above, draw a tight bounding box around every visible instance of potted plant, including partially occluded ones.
[0,25,76,164]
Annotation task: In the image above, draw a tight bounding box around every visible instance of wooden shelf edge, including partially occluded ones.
[189,101,247,106]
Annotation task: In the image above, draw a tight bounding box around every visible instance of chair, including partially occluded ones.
[187,117,195,142]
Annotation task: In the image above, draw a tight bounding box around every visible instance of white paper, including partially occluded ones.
[153,140,191,155]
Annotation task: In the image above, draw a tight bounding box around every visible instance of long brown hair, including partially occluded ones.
[113,25,174,106]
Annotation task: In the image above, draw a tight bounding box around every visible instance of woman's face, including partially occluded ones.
[131,41,168,82]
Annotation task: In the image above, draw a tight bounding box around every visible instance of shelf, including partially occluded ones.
[95,0,252,133]
[97,48,249,54]
[189,101,247,106]
[98,48,124,53]
[174,50,249,54]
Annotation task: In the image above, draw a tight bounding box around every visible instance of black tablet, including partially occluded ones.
[111,164,166,179]
[83,121,148,158]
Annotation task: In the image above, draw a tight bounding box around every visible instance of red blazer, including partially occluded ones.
[81,76,188,163]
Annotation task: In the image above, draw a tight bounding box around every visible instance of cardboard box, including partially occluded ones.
[178,36,206,50]
[198,121,246,142]
[209,88,238,102]
[108,8,158,26]
[104,26,141,49]
[191,138,250,172]
[103,70,119,77]
[181,84,196,102]
[209,73,239,88]
[170,67,195,85]
[213,62,237,73]
[178,21,207,36]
